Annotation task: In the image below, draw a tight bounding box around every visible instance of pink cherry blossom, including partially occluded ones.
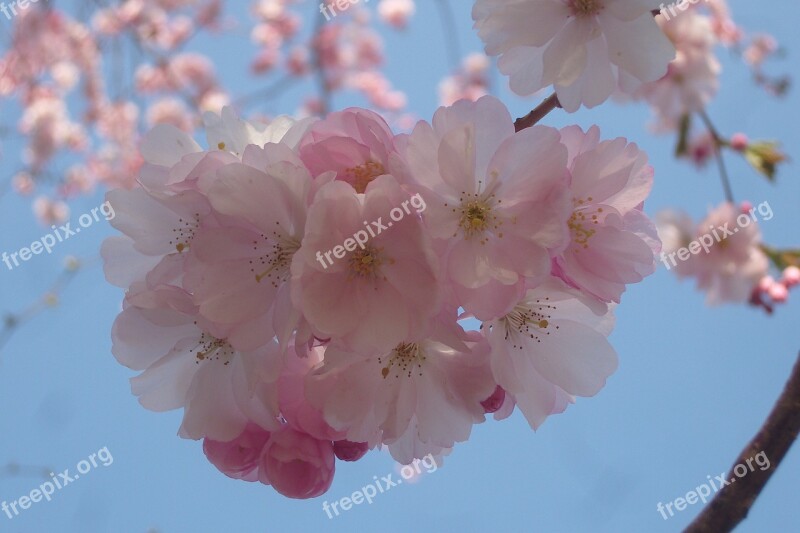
[484,277,617,429]
[112,284,283,441]
[297,107,397,193]
[291,175,442,355]
[552,125,659,303]
[184,156,313,350]
[473,0,676,112]
[305,321,495,464]
[398,95,571,319]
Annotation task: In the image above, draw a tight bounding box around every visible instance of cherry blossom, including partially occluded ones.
[552,125,659,303]
[473,0,676,111]
[398,95,571,319]
[484,278,617,429]
[657,202,769,305]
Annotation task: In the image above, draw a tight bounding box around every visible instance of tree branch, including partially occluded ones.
[434,0,462,71]
[697,110,735,204]
[514,93,561,132]
[684,353,800,532]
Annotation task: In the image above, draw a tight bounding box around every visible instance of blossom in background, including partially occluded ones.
[632,5,721,131]
[657,202,769,305]
[473,0,676,111]
[378,0,415,29]
[438,53,491,106]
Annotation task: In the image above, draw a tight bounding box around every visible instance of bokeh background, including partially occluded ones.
[1,1,798,531]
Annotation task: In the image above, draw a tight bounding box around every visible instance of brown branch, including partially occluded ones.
[434,0,462,71]
[697,110,735,204]
[684,353,800,533]
[310,6,332,116]
[514,93,561,132]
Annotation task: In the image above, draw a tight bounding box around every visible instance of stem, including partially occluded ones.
[311,8,332,116]
[434,0,462,71]
[514,93,561,132]
[698,110,735,204]
[684,353,800,532]
[233,76,296,109]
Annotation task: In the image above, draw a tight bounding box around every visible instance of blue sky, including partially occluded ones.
[1,1,798,531]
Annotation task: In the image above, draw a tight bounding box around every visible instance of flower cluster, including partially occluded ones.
[104,95,659,498]
[658,201,798,312]
[657,202,769,305]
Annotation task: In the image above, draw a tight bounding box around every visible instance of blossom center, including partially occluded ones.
[455,194,499,242]
[345,161,386,194]
[169,214,201,253]
[501,300,559,349]
[251,233,301,288]
[569,197,602,252]
[348,245,391,279]
[379,342,426,379]
[569,0,603,16]
[191,331,236,366]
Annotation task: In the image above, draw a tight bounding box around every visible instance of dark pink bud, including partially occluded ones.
[481,385,506,413]
[333,440,369,462]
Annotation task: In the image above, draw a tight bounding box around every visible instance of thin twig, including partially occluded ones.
[684,353,800,532]
[311,7,331,116]
[0,256,93,358]
[514,93,561,132]
[0,463,52,480]
[698,110,735,204]
[434,0,462,71]
[233,75,297,109]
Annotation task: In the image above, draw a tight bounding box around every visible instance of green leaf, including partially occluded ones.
[762,245,800,270]
[744,141,787,182]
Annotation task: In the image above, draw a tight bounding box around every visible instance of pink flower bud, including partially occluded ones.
[768,282,789,303]
[481,385,506,414]
[333,440,369,462]
[259,427,335,499]
[203,423,271,482]
[758,276,775,293]
[782,266,800,287]
[739,201,753,214]
[730,133,749,151]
